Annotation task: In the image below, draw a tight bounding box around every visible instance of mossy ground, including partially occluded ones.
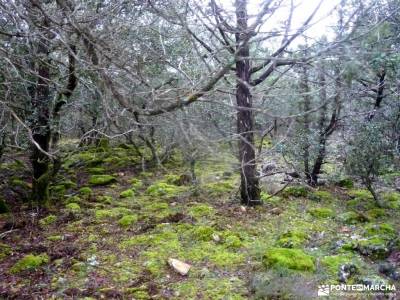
[0,145,400,298]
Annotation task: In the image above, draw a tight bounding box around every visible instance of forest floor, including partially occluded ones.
[1,144,400,299]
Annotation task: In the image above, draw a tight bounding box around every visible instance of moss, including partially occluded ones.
[95,209,115,219]
[190,225,215,241]
[363,223,396,238]
[188,203,215,219]
[366,208,386,219]
[308,207,334,218]
[96,195,113,204]
[383,192,400,208]
[309,190,334,202]
[320,254,359,274]
[89,175,116,186]
[357,237,390,259]
[337,178,354,188]
[10,178,31,190]
[130,178,143,189]
[87,167,106,175]
[260,191,281,205]
[276,230,308,248]
[65,202,81,213]
[208,247,245,267]
[39,214,57,226]
[338,211,369,224]
[0,243,12,261]
[10,253,49,273]
[165,174,181,185]
[263,248,315,272]
[0,197,10,214]
[146,182,183,197]
[224,235,243,249]
[79,187,93,196]
[204,181,235,195]
[118,215,138,228]
[47,235,63,241]
[282,186,308,198]
[50,185,66,197]
[348,189,373,200]
[120,189,134,198]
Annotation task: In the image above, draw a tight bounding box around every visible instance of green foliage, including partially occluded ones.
[338,211,369,224]
[309,190,334,202]
[0,243,12,261]
[263,248,315,272]
[10,254,49,273]
[363,223,395,237]
[130,178,143,189]
[336,178,354,188]
[119,189,134,198]
[118,215,138,227]
[188,203,215,219]
[190,225,215,241]
[146,182,183,197]
[39,215,57,226]
[276,230,308,248]
[79,187,93,196]
[89,175,116,186]
[366,208,386,219]
[281,186,308,198]
[65,202,81,213]
[320,254,360,274]
[204,181,234,195]
[308,207,334,218]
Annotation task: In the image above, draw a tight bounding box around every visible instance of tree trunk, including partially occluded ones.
[235,0,260,205]
[30,16,52,206]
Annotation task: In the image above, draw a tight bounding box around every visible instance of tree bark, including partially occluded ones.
[30,18,52,205]
[235,0,260,205]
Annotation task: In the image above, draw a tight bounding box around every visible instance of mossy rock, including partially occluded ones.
[357,237,390,259]
[188,204,215,219]
[96,195,113,204]
[39,214,57,226]
[338,211,369,224]
[276,230,308,248]
[263,248,315,272]
[65,203,81,213]
[120,189,134,198]
[308,207,334,218]
[89,175,116,186]
[79,187,93,196]
[10,253,49,273]
[118,215,138,228]
[320,254,359,274]
[0,243,12,261]
[281,186,308,198]
[223,235,243,249]
[95,209,116,220]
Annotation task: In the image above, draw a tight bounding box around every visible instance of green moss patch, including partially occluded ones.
[146,182,184,197]
[89,175,117,186]
[120,189,134,198]
[263,248,315,272]
[276,230,308,248]
[282,186,308,198]
[65,203,81,213]
[10,254,49,273]
[338,211,369,224]
[320,254,360,274]
[188,203,215,219]
[0,243,12,261]
[308,207,334,218]
[118,215,138,227]
[309,190,334,202]
[79,187,93,196]
[39,214,57,226]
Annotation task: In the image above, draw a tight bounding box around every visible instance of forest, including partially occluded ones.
[0,0,400,299]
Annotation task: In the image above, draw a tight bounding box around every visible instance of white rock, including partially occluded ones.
[212,233,221,242]
[168,258,191,275]
[240,206,247,212]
